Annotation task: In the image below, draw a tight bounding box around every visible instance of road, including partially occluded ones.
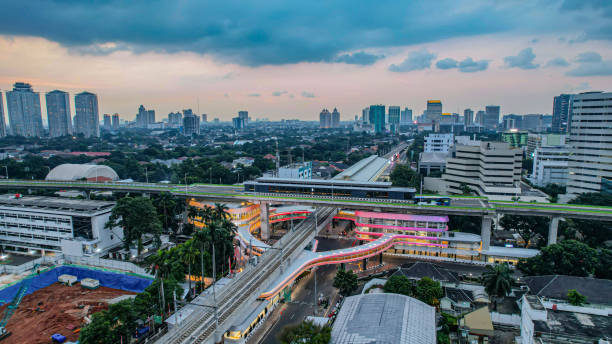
[252,237,351,344]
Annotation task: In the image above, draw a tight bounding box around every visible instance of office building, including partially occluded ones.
[74,92,100,138]
[522,114,544,132]
[464,109,474,126]
[424,133,454,153]
[0,92,5,137]
[400,107,412,124]
[232,117,244,130]
[183,110,200,135]
[361,107,370,123]
[526,133,567,157]
[331,108,340,128]
[147,109,155,125]
[502,114,522,130]
[319,108,331,128]
[369,105,386,133]
[238,111,248,127]
[111,113,120,130]
[443,140,522,196]
[278,161,312,179]
[201,113,207,122]
[0,195,123,256]
[45,90,72,137]
[501,130,528,148]
[475,110,485,125]
[6,82,43,137]
[388,106,400,132]
[168,112,182,127]
[531,145,569,187]
[567,91,612,195]
[552,94,573,133]
[484,105,500,130]
[103,114,111,130]
[424,100,442,123]
[136,105,148,127]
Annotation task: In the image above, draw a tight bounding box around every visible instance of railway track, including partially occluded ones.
[160,207,335,344]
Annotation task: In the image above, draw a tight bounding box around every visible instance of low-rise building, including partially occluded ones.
[530,145,569,187]
[278,161,312,179]
[0,195,123,256]
[424,133,454,153]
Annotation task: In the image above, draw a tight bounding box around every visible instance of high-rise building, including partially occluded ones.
[400,108,412,124]
[319,109,331,128]
[147,109,155,125]
[552,94,573,133]
[183,109,200,136]
[201,113,207,122]
[111,113,120,130]
[0,92,7,137]
[475,110,485,125]
[425,100,442,122]
[74,91,100,138]
[361,107,370,123]
[6,82,43,137]
[103,114,111,130]
[388,106,400,132]
[522,114,543,132]
[502,114,522,130]
[45,90,72,137]
[232,117,244,130]
[369,105,386,133]
[168,112,182,127]
[484,105,500,130]
[331,108,340,128]
[464,109,474,126]
[136,105,147,127]
[567,91,612,195]
[424,133,454,153]
[238,111,248,127]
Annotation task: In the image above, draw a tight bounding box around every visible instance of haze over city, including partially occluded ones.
[1,0,611,121]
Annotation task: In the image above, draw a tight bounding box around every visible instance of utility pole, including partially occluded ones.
[211,242,220,337]
[275,139,280,177]
[313,267,317,316]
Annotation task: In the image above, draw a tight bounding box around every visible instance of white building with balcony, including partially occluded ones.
[530,145,569,187]
[0,195,123,256]
[424,133,454,153]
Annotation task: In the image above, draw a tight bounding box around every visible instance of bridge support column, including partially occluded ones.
[260,202,270,241]
[362,258,368,270]
[481,216,493,252]
[548,216,559,246]
[379,253,383,264]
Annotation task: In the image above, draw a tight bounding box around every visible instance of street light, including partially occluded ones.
[144,166,149,184]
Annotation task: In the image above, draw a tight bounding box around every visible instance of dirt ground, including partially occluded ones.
[0,283,136,344]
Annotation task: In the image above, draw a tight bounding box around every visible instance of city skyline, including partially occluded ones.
[0,1,611,121]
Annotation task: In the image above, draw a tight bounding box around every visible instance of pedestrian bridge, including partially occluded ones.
[258,233,447,299]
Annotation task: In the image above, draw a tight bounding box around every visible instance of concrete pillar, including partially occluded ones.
[481,216,493,251]
[362,258,368,270]
[548,216,559,246]
[260,202,270,241]
[379,253,383,264]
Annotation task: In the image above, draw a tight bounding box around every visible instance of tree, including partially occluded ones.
[415,277,443,306]
[499,215,549,247]
[333,268,358,296]
[153,192,182,233]
[517,240,598,277]
[565,193,612,247]
[182,240,200,298]
[567,289,587,306]
[390,164,420,188]
[595,249,612,280]
[278,321,331,344]
[459,183,473,196]
[106,196,162,254]
[482,263,513,299]
[79,299,138,344]
[383,275,414,296]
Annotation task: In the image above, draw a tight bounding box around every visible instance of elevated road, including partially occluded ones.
[0,180,611,220]
[158,207,336,344]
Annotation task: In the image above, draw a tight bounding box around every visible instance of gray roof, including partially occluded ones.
[45,163,119,181]
[333,155,390,182]
[391,262,460,283]
[533,309,612,340]
[331,293,435,344]
[523,275,612,306]
[0,195,115,214]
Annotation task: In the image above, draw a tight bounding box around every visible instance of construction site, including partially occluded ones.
[0,254,153,344]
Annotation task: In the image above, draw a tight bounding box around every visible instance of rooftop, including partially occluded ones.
[391,262,459,283]
[533,308,612,340]
[333,155,390,182]
[523,275,612,306]
[0,195,115,214]
[331,293,435,344]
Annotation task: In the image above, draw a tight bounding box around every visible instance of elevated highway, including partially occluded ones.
[1,179,611,221]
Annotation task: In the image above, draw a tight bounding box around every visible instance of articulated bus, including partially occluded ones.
[413,196,451,206]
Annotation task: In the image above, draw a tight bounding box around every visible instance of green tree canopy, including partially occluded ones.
[482,263,513,298]
[567,289,587,306]
[415,277,443,306]
[106,196,162,254]
[278,321,331,344]
[383,275,414,296]
[390,164,420,188]
[79,299,138,344]
[499,215,549,248]
[517,240,598,277]
[333,268,358,296]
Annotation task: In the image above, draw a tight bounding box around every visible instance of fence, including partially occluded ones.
[0,255,58,274]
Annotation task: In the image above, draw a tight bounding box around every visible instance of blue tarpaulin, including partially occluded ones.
[0,265,152,304]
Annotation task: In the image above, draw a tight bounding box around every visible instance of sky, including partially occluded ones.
[0,0,611,122]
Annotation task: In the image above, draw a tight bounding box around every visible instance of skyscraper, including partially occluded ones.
[400,108,412,125]
[111,113,120,130]
[425,100,442,122]
[362,107,370,123]
[136,105,148,127]
[319,109,331,128]
[147,109,155,125]
[0,92,6,137]
[388,106,400,132]
[552,94,573,133]
[103,114,111,130]
[238,111,248,127]
[567,91,612,195]
[484,105,500,130]
[46,90,72,137]
[183,109,200,135]
[475,110,485,125]
[464,109,474,126]
[331,108,340,128]
[369,105,386,133]
[74,91,100,138]
[6,82,43,137]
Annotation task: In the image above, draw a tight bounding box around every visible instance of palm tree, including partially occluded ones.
[181,240,200,298]
[213,203,229,220]
[482,263,513,309]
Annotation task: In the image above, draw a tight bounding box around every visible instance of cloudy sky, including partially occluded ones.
[0,0,611,122]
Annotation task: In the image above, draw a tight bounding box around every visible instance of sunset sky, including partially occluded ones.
[0,0,611,122]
